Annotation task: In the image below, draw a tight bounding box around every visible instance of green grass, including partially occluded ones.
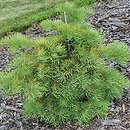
[0,0,65,39]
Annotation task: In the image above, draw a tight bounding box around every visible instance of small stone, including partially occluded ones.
[126,67,130,73]
[111,25,118,30]
[5,105,22,112]
[77,127,82,130]
[102,119,121,126]
[40,127,45,130]
[122,104,125,113]
[1,103,6,109]
[0,126,6,130]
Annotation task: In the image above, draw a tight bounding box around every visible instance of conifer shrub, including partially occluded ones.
[55,2,94,23]
[0,0,130,126]
[74,0,96,6]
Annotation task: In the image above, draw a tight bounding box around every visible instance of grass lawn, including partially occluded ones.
[0,0,64,39]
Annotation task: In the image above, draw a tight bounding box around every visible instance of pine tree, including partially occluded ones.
[0,0,130,125]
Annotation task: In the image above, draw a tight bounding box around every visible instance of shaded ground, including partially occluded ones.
[0,0,130,130]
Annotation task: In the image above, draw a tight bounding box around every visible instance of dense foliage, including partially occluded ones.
[0,0,130,125]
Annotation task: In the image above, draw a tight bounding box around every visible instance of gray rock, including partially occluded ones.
[0,125,6,130]
[102,119,121,126]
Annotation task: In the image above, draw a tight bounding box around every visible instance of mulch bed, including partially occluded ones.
[0,0,130,129]
[87,0,130,45]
